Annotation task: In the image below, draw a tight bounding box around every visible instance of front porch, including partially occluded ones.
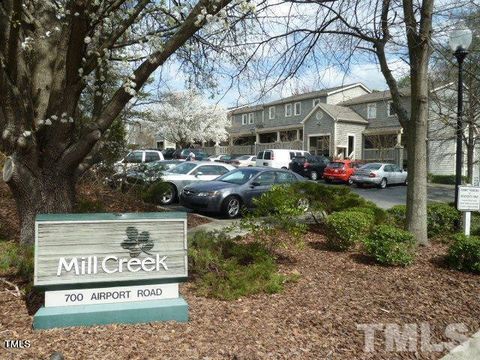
[362,128,406,166]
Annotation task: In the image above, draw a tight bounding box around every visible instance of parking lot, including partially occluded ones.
[164,181,455,215]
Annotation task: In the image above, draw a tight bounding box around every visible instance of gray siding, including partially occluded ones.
[348,98,411,130]
[263,96,327,128]
[303,110,335,153]
[335,122,366,160]
[231,108,264,133]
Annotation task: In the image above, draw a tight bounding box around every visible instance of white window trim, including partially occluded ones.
[269,106,275,120]
[241,114,247,125]
[285,103,293,117]
[388,101,395,117]
[248,113,254,124]
[367,103,377,119]
[347,133,356,159]
[294,102,301,116]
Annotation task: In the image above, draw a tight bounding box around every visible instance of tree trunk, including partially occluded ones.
[405,76,429,245]
[4,158,76,244]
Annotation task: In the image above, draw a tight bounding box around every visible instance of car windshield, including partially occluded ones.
[237,155,250,160]
[328,162,345,168]
[216,169,260,185]
[361,163,382,170]
[168,162,197,174]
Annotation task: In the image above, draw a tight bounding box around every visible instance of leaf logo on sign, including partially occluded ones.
[121,226,154,257]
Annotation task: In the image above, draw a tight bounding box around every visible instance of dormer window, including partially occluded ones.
[388,101,395,117]
[269,106,275,119]
[285,103,293,117]
[367,103,377,119]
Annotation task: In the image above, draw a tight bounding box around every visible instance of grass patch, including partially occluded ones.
[0,241,34,279]
[189,231,294,300]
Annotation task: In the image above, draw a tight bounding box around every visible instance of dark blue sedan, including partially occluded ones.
[179,167,307,218]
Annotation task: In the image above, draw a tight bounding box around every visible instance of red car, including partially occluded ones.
[323,160,362,185]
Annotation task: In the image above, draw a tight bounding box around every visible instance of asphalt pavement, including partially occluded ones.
[163,182,455,215]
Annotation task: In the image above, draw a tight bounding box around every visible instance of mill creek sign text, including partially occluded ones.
[56,254,169,276]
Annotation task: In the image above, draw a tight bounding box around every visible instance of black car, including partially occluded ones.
[180,167,307,218]
[289,155,330,181]
[172,148,209,160]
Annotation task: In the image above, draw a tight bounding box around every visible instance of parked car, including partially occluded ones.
[322,160,362,185]
[231,155,257,167]
[114,150,164,173]
[289,155,330,180]
[159,161,235,205]
[172,148,209,160]
[209,154,236,163]
[256,149,310,169]
[351,163,408,189]
[125,160,182,186]
[162,148,176,160]
[180,167,308,218]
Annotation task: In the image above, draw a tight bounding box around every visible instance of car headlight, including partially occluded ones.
[197,191,220,197]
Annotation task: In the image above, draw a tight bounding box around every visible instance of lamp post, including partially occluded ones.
[449,25,472,208]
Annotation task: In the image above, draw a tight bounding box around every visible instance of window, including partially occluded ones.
[269,106,276,119]
[347,135,355,158]
[248,113,254,124]
[254,171,276,185]
[242,114,247,125]
[388,101,395,117]
[257,151,264,159]
[313,99,321,107]
[367,103,377,119]
[124,151,143,164]
[294,102,301,116]
[194,165,230,176]
[145,152,160,162]
[264,151,272,160]
[285,103,293,117]
[276,171,296,184]
[384,165,394,172]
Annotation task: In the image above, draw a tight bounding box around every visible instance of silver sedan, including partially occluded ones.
[160,161,236,204]
[350,163,407,189]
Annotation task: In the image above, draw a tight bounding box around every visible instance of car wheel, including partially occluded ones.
[222,196,241,218]
[281,166,288,170]
[310,171,319,181]
[160,183,177,205]
[378,178,387,189]
[404,178,408,186]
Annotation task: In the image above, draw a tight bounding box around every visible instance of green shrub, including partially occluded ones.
[345,205,388,225]
[387,203,460,238]
[325,211,374,251]
[428,174,468,185]
[189,231,292,300]
[363,225,416,266]
[427,203,460,238]
[242,184,308,242]
[75,198,105,213]
[0,242,34,279]
[446,234,480,273]
[141,181,171,204]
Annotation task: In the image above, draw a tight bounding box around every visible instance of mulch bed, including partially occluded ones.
[0,228,478,359]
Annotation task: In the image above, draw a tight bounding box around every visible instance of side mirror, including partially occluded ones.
[250,181,261,187]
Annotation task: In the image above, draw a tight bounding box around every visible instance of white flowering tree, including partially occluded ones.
[152,91,228,148]
[0,0,257,243]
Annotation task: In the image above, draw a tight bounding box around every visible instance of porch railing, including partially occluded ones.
[363,147,407,165]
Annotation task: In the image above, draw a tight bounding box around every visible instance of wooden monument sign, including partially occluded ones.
[33,212,189,329]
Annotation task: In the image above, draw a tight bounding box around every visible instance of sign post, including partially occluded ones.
[33,212,189,329]
[457,186,480,236]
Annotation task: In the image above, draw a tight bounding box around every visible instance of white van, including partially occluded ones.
[255,149,310,169]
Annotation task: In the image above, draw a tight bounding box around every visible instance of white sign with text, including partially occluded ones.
[457,186,480,211]
[45,283,179,307]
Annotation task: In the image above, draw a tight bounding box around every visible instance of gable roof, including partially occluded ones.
[302,103,368,124]
[340,87,411,106]
[229,83,371,115]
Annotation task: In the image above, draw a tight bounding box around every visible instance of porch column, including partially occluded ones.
[276,131,281,142]
[256,133,260,144]
[296,129,300,140]
[396,132,402,146]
